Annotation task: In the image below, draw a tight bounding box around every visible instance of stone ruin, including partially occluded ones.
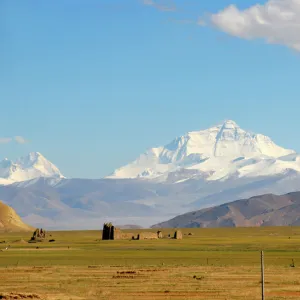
[30,228,46,242]
[174,230,183,240]
[101,223,183,241]
[102,223,133,240]
[137,232,159,240]
[157,231,163,239]
[102,223,117,240]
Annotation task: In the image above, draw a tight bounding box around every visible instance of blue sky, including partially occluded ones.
[1,0,300,178]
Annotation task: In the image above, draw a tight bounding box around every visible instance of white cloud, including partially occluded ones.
[14,136,28,144]
[0,138,12,144]
[143,0,176,12]
[0,136,28,144]
[210,0,300,51]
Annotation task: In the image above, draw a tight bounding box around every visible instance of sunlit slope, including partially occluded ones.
[0,200,33,232]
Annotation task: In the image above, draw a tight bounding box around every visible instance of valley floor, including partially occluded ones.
[1,227,300,299]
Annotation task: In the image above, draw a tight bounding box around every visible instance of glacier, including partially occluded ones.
[0,152,64,184]
[107,120,297,182]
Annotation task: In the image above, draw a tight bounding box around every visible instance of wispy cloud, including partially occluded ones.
[14,136,29,144]
[0,138,12,144]
[209,0,300,51]
[0,136,29,145]
[143,0,176,12]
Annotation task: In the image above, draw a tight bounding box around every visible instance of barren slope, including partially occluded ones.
[0,201,33,232]
[152,192,300,228]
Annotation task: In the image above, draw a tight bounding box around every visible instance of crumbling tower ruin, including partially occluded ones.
[102,223,122,240]
[30,228,46,241]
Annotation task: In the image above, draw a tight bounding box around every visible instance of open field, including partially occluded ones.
[2,227,300,299]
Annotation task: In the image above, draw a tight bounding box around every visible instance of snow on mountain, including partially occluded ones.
[1,120,300,229]
[0,152,64,184]
[108,120,297,181]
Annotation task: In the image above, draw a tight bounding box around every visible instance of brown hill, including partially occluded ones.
[0,200,33,232]
[152,192,300,228]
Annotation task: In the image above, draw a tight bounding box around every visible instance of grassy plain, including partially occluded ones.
[1,227,300,299]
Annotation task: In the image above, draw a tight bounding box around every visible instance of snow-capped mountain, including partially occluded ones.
[108,120,296,181]
[2,120,300,230]
[0,152,64,184]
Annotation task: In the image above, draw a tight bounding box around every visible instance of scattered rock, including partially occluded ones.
[117,271,136,274]
[193,275,204,280]
[290,259,295,268]
[0,292,42,299]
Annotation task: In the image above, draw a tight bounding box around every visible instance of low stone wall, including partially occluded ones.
[120,233,134,240]
[102,223,183,241]
[137,232,158,240]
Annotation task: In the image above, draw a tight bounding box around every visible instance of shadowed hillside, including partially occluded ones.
[152,192,300,228]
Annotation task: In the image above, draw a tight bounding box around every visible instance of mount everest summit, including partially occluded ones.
[1,120,300,229]
[108,120,296,182]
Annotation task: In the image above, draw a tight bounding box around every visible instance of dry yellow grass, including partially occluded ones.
[2,227,300,299]
[2,265,300,299]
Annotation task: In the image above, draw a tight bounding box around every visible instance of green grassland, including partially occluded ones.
[1,227,300,299]
[1,227,300,267]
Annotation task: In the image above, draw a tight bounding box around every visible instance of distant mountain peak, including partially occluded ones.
[28,151,42,158]
[0,152,64,185]
[108,120,296,180]
[216,119,239,129]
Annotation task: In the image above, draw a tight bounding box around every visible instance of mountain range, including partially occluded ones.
[1,120,300,229]
[0,152,64,185]
[108,120,296,181]
[152,192,300,228]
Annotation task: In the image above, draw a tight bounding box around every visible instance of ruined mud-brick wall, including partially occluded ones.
[157,231,163,239]
[120,233,134,240]
[31,228,46,241]
[112,228,122,240]
[137,232,159,240]
[102,223,134,240]
[102,223,114,240]
[174,230,183,239]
